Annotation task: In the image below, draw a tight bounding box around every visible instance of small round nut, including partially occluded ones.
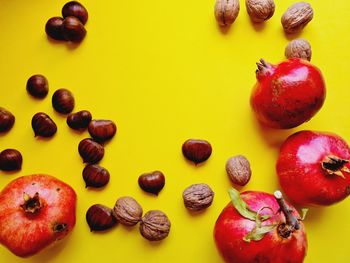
[246,0,275,23]
[226,155,251,186]
[281,2,313,34]
[139,210,171,241]
[113,196,143,226]
[182,184,214,211]
[214,0,240,27]
[285,38,312,61]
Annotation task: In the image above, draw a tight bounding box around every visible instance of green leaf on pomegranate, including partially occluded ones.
[301,208,308,220]
[243,224,277,242]
[228,188,257,221]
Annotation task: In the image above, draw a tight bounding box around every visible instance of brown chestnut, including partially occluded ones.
[0,107,15,133]
[26,74,49,98]
[31,112,57,137]
[78,138,104,164]
[45,17,65,41]
[86,204,117,231]
[62,1,88,25]
[62,16,86,43]
[52,88,75,114]
[182,139,212,165]
[0,149,22,171]
[138,171,165,195]
[67,110,92,130]
[83,164,110,188]
[88,120,117,143]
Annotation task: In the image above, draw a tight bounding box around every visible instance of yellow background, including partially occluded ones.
[1,0,350,262]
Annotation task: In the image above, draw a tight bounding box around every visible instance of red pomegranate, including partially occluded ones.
[277,130,350,206]
[0,174,77,257]
[250,58,326,129]
[214,189,307,263]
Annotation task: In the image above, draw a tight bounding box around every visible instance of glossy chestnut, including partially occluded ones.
[45,17,65,41]
[182,139,212,164]
[0,149,22,171]
[88,120,117,143]
[52,88,75,114]
[31,112,57,137]
[62,1,88,25]
[86,204,117,231]
[0,107,15,133]
[62,16,86,43]
[26,75,49,98]
[138,171,165,195]
[67,110,92,130]
[83,164,110,188]
[78,138,104,164]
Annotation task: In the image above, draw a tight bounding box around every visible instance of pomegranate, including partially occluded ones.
[0,174,76,257]
[250,58,326,129]
[214,189,307,263]
[277,130,350,206]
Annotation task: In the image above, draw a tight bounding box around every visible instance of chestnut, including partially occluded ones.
[86,204,117,231]
[31,112,57,137]
[0,149,22,171]
[26,74,49,98]
[83,164,110,188]
[88,120,117,143]
[52,88,75,114]
[62,16,86,43]
[45,17,65,41]
[182,139,212,165]
[67,110,92,130]
[138,171,165,195]
[78,138,104,164]
[62,1,88,25]
[0,107,15,133]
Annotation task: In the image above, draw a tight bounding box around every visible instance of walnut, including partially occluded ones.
[246,0,275,23]
[182,184,214,211]
[226,155,251,186]
[281,2,313,34]
[112,196,143,226]
[214,0,240,27]
[285,38,312,61]
[139,210,171,241]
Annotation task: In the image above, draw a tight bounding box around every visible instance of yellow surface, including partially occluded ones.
[1,0,350,262]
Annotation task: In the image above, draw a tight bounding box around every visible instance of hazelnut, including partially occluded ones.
[88,120,117,143]
[113,197,143,226]
[0,107,15,133]
[31,112,57,137]
[62,16,86,43]
[78,138,104,164]
[52,88,75,114]
[86,204,117,231]
[139,210,171,241]
[45,17,65,41]
[62,1,88,25]
[281,2,313,34]
[182,139,212,165]
[226,155,252,186]
[67,110,92,130]
[83,164,110,188]
[285,38,312,61]
[138,171,165,195]
[246,0,275,23]
[183,184,214,211]
[26,75,49,98]
[0,149,22,171]
[214,0,240,27]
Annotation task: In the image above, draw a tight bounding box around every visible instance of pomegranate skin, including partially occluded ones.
[250,58,326,129]
[277,130,350,206]
[214,191,307,263]
[0,174,77,257]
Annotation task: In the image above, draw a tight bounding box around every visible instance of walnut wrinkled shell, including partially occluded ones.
[113,196,143,226]
[285,38,312,61]
[182,183,214,211]
[281,2,313,34]
[246,0,275,23]
[139,210,171,241]
[214,0,240,27]
[226,155,251,186]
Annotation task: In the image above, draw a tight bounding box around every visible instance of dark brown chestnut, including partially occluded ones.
[26,74,49,98]
[31,112,57,137]
[138,171,165,195]
[182,139,212,165]
[67,110,92,130]
[62,16,86,43]
[52,88,75,114]
[0,149,22,171]
[83,164,110,188]
[88,120,117,143]
[86,204,117,231]
[0,107,15,133]
[78,138,104,164]
[45,17,65,41]
[62,1,88,25]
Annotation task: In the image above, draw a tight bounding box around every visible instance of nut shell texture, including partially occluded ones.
[285,38,312,61]
[140,210,171,241]
[113,197,143,226]
[246,0,275,23]
[215,0,240,27]
[281,2,313,34]
[183,184,214,211]
[226,155,252,186]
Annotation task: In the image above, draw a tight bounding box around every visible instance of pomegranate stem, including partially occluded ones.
[274,191,300,233]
